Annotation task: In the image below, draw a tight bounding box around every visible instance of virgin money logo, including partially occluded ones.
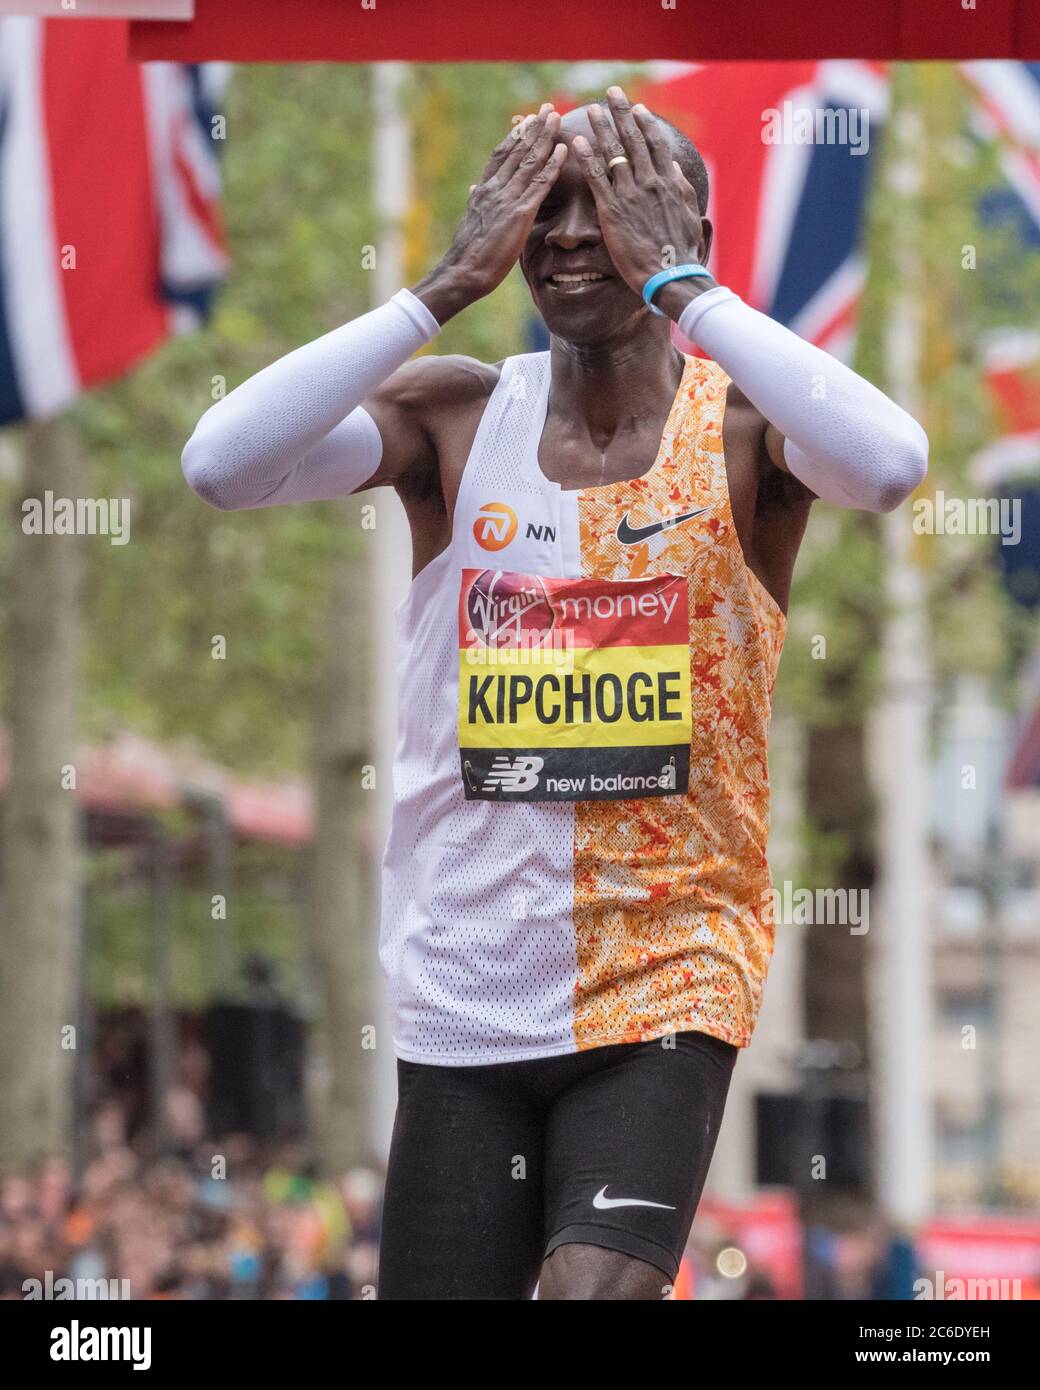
[473,501,518,551]
[467,570,554,651]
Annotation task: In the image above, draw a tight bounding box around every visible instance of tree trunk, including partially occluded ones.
[800,718,875,1228]
[306,504,373,1174]
[0,418,84,1169]
[803,721,874,1059]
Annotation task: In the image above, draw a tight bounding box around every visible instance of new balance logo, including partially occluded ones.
[482,754,544,793]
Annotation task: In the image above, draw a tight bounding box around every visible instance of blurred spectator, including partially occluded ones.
[0,1091,383,1300]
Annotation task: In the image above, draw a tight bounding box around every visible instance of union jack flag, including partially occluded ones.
[962,61,1040,245]
[957,64,1040,631]
[960,64,1040,498]
[637,61,890,363]
[0,16,227,425]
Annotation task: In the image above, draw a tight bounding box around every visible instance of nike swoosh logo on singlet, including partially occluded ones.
[615,507,709,545]
[592,1185,677,1211]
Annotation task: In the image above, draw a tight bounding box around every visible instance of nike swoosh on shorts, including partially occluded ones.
[592,1185,676,1211]
[615,507,709,545]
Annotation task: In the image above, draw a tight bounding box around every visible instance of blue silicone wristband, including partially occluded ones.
[642,263,714,316]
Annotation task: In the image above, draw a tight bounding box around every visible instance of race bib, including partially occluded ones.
[458,568,692,802]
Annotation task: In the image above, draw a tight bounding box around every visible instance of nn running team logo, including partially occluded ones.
[473,501,518,551]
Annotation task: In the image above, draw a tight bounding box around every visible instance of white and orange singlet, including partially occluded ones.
[380,352,785,1063]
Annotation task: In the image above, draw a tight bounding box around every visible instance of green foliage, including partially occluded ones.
[76,66,377,774]
[65,63,574,999]
[87,843,303,1010]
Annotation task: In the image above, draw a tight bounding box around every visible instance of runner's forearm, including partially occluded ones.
[410,261,488,326]
[668,284,928,511]
[181,288,440,510]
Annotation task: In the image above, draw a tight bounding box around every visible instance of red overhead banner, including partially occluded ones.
[129,0,1040,64]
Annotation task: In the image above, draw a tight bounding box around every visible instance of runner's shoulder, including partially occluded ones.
[724,376,763,421]
[372,353,503,422]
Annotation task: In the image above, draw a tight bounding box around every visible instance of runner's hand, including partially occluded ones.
[415,107,567,321]
[572,87,707,300]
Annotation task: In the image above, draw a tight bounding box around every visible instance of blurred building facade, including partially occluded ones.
[932,677,1040,1208]
[707,677,1040,1214]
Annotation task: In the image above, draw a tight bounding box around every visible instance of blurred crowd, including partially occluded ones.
[0,1103,382,1300]
[3,1016,1031,1301]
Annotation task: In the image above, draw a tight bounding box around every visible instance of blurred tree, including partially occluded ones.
[0,420,84,1168]
[307,500,373,1170]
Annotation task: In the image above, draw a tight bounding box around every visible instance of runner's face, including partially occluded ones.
[520,112,645,343]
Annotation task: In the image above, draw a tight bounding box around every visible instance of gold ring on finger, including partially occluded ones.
[608,155,629,169]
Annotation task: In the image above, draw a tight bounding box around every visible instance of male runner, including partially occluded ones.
[182,89,927,1300]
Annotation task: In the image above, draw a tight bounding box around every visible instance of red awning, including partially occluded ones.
[129,0,1040,64]
[0,728,313,845]
[1006,703,1040,790]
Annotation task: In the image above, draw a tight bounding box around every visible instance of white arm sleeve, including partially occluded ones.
[181,288,440,511]
[677,286,928,512]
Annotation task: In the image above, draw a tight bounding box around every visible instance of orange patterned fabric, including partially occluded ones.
[573,356,786,1050]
